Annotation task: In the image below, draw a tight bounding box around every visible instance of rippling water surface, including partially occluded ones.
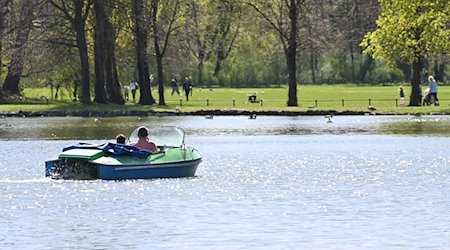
[1,116,449,249]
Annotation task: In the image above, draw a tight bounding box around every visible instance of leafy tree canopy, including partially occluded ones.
[361,0,450,67]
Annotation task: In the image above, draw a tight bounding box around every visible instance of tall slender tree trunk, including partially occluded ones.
[409,57,423,106]
[0,4,3,80]
[350,45,355,82]
[73,0,91,104]
[434,60,445,82]
[156,57,164,106]
[2,1,33,96]
[93,0,107,103]
[310,51,316,84]
[286,0,298,107]
[150,0,165,106]
[104,13,124,104]
[286,50,297,106]
[134,0,155,105]
[197,60,204,87]
[0,8,3,98]
[212,1,239,78]
[358,55,373,82]
[213,43,224,77]
[213,60,222,78]
[0,0,11,90]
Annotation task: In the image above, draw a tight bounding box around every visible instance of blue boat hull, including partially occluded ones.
[97,159,201,180]
[45,158,201,180]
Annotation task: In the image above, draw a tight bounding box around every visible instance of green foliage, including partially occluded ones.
[214,36,286,87]
[362,0,450,66]
[3,0,450,103]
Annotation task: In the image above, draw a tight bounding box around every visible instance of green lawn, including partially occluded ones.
[1,84,449,114]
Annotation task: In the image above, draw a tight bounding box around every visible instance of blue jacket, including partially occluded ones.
[429,80,438,93]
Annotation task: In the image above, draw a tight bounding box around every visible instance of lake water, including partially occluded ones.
[0,115,449,249]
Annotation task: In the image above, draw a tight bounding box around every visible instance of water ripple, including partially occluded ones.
[1,126,450,248]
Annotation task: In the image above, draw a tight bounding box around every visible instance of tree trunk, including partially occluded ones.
[212,1,239,78]
[434,60,445,82]
[213,43,223,77]
[286,0,298,107]
[93,0,107,103]
[310,51,316,84]
[197,60,204,87]
[150,0,165,106]
[134,0,155,105]
[358,55,373,82]
[286,50,298,106]
[73,0,91,104]
[0,9,3,101]
[0,0,11,84]
[0,4,3,79]
[2,2,33,96]
[213,49,224,77]
[409,58,423,106]
[156,57,165,106]
[350,45,355,82]
[104,14,124,104]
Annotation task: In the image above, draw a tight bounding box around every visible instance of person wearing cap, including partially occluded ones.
[131,126,159,152]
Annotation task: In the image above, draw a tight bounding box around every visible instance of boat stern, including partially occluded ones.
[45,148,106,180]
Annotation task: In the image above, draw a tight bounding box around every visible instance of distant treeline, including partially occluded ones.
[0,0,448,106]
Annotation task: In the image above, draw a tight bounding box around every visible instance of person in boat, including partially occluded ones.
[116,134,126,144]
[131,126,159,152]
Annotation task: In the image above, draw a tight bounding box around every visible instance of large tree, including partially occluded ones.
[102,2,124,104]
[184,1,218,86]
[133,0,155,105]
[49,0,92,104]
[0,0,12,79]
[247,0,305,106]
[150,0,182,106]
[330,0,379,82]
[2,0,36,96]
[362,0,450,106]
[0,0,12,98]
[212,0,241,78]
[92,0,107,103]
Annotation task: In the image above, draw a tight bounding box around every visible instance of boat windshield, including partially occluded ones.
[128,126,185,147]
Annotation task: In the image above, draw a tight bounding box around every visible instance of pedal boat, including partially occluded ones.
[45,126,202,180]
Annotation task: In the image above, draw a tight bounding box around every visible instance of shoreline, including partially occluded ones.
[1,109,448,117]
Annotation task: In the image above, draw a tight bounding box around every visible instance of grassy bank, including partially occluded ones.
[1,84,450,115]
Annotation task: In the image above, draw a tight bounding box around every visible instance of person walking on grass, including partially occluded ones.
[129,80,139,102]
[183,76,193,101]
[428,75,439,106]
[399,85,405,106]
[171,78,180,96]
